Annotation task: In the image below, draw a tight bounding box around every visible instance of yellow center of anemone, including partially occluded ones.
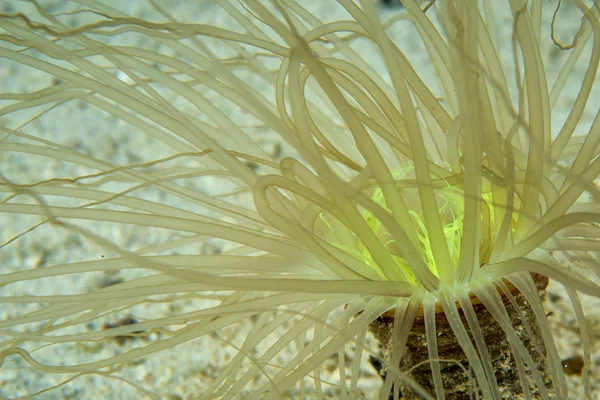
[324,165,500,285]
[360,168,466,284]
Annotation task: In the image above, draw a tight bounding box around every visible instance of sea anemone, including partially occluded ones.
[1,0,599,398]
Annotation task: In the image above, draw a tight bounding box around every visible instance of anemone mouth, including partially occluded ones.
[345,162,505,286]
[357,166,471,283]
[376,273,549,319]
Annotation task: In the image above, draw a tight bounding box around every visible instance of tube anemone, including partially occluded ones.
[0,0,599,398]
